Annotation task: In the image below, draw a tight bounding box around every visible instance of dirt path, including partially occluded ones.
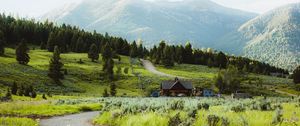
[140,59,180,78]
[274,90,298,97]
[40,111,100,126]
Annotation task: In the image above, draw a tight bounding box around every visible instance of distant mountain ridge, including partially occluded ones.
[41,0,256,47]
[41,0,300,71]
[216,3,300,71]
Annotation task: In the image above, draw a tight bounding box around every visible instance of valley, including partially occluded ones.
[0,0,300,126]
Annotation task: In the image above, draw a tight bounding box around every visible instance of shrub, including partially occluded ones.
[179,118,195,126]
[188,109,197,118]
[124,67,129,74]
[79,106,93,112]
[169,113,181,126]
[42,94,47,100]
[202,103,210,110]
[170,100,184,110]
[221,117,230,126]
[231,105,245,112]
[260,101,272,111]
[272,107,283,125]
[207,115,220,126]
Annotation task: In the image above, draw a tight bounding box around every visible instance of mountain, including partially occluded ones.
[41,0,256,47]
[216,3,300,71]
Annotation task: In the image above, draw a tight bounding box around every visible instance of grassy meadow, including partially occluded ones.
[0,47,299,126]
[91,97,300,126]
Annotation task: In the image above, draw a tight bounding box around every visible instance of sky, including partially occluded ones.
[0,0,299,18]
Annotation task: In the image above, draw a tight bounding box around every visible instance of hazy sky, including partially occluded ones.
[0,0,299,18]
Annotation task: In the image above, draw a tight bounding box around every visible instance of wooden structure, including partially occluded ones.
[194,87,215,97]
[160,78,193,96]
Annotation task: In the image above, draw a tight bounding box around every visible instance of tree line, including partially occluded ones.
[0,13,290,77]
[149,41,289,76]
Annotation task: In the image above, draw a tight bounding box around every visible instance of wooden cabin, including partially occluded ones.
[160,78,193,97]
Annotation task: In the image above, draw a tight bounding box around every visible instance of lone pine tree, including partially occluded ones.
[48,46,64,84]
[88,43,99,62]
[102,43,114,81]
[16,41,30,65]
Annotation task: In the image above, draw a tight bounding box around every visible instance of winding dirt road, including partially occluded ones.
[40,111,100,126]
[140,59,177,78]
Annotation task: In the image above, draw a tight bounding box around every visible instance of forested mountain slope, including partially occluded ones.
[216,3,300,71]
[41,0,256,47]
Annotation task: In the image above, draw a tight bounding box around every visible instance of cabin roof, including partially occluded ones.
[161,80,193,90]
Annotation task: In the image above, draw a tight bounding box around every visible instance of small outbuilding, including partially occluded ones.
[203,89,215,97]
[160,78,193,97]
[194,87,215,97]
[232,91,252,99]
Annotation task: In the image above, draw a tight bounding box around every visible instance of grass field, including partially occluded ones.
[0,48,166,96]
[0,48,297,97]
[0,48,299,126]
[92,97,300,126]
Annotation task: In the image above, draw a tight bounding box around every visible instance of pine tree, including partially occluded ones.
[183,42,193,64]
[16,41,30,65]
[137,44,144,58]
[162,46,174,67]
[102,43,114,81]
[0,30,5,56]
[216,52,227,68]
[110,83,116,96]
[106,59,114,81]
[207,58,213,68]
[76,37,84,53]
[130,41,138,58]
[88,43,99,62]
[11,82,18,95]
[293,66,300,84]
[214,72,225,93]
[48,46,64,84]
[17,85,25,96]
[47,32,56,52]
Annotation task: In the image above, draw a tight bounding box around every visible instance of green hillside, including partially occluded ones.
[0,48,298,97]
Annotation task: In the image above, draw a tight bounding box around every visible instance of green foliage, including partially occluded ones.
[0,117,38,126]
[42,94,47,100]
[293,66,300,84]
[162,46,174,67]
[116,66,122,79]
[169,113,182,126]
[88,43,99,62]
[130,41,138,58]
[11,82,18,95]
[214,65,242,93]
[207,115,220,126]
[124,67,129,74]
[15,41,30,65]
[0,30,4,56]
[272,107,283,125]
[5,88,12,100]
[103,88,109,97]
[110,83,117,96]
[102,43,114,81]
[48,46,64,84]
